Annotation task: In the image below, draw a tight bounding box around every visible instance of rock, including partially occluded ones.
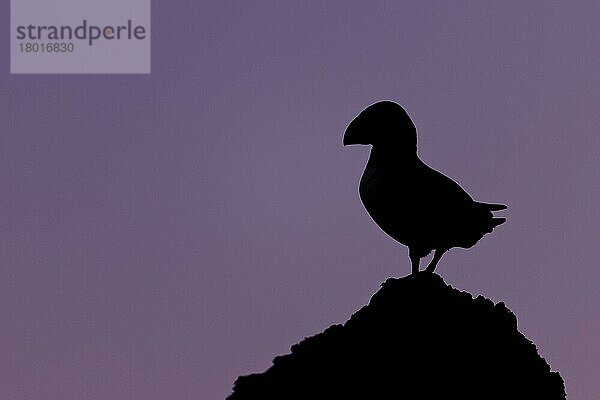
[228,273,565,399]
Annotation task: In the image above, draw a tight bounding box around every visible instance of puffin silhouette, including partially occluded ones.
[344,101,506,274]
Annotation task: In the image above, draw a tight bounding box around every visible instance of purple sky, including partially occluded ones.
[1,2,599,399]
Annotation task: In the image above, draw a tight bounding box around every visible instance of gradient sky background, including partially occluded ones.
[1,1,599,399]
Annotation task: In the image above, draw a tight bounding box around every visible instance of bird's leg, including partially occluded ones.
[425,249,447,274]
[409,250,420,275]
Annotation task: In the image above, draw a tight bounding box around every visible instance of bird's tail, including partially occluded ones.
[485,216,506,233]
[491,217,506,227]
[476,201,507,233]
[475,202,507,211]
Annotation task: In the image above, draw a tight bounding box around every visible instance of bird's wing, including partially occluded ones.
[417,162,474,205]
[392,162,476,240]
[418,163,508,214]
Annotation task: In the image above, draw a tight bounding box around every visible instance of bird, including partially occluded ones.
[343,101,506,275]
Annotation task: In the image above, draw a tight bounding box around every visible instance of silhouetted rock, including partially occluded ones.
[229,273,565,399]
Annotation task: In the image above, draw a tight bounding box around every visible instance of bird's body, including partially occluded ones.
[344,101,506,274]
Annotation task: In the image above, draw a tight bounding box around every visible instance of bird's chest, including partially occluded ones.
[359,167,421,246]
[358,167,380,199]
[359,167,414,218]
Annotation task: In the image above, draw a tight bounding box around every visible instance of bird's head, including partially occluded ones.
[343,101,417,152]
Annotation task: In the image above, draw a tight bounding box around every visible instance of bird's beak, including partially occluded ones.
[343,115,369,146]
